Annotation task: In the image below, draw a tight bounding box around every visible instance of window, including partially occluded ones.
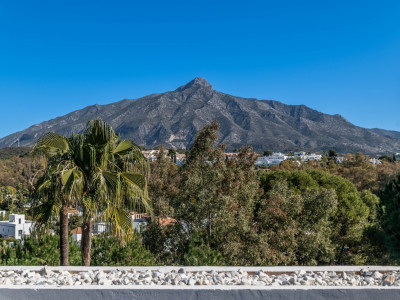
[18,230,22,237]
[19,218,21,224]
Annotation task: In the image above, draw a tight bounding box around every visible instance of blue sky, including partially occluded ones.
[0,0,399,138]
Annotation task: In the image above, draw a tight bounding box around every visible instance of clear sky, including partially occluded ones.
[0,0,399,138]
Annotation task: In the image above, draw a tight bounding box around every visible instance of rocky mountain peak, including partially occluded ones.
[0,77,399,154]
[175,77,213,92]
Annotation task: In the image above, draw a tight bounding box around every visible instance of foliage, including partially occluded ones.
[259,170,370,264]
[0,121,399,266]
[184,231,224,266]
[256,180,337,265]
[263,150,272,157]
[380,174,400,262]
[90,234,156,266]
[32,119,151,265]
[0,148,41,188]
[0,234,81,266]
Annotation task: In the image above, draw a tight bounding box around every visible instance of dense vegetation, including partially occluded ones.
[0,120,399,266]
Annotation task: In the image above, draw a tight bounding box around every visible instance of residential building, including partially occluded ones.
[295,152,322,162]
[67,209,82,218]
[142,150,160,162]
[369,158,382,165]
[130,211,148,232]
[71,227,82,244]
[255,152,289,166]
[0,214,34,239]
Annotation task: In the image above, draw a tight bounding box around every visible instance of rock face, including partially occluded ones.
[0,77,399,154]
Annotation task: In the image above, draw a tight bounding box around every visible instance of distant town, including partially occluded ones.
[142,149,400,167]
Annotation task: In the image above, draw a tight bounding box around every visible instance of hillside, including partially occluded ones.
[0,77,399,154]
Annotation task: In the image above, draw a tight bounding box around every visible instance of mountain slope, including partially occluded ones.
[1,77,399,154]
[370,128,400,140]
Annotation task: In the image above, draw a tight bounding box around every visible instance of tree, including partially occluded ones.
[91,234,156,266]
[257,177,337,265]
[32,119,151,266]
[259,170,370,264]
[328,149,337,158]
[263,150,272,157]
[173,122,261,265]
[33,160,79,266]
[168,148,177,163]
[380,174,400,262]
[177,121,226,239]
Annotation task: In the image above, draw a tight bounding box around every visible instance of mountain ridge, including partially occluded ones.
[1,77,399,154]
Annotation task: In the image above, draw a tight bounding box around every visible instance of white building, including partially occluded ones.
[369,158,382,165]
[255,152,289,166]
[142,150,160,162]
[92,222,108,235]
[295,152,322,162]
[67,209,83,218]
[0,214,34,240]
[130,212,148,232]
[71,227,82,244]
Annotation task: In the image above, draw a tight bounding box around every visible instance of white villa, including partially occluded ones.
[294,152,322,161]
[71,227,82,244]
[0,214,34,240]
[255,152,289,166]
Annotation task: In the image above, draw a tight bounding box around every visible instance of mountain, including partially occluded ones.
[1,77,399,154]
[370,128,400,140]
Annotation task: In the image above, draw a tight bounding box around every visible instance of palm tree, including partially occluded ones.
[33,119,151,266]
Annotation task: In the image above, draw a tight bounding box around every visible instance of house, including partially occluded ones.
[369,158,382,165]
[92,222,108,235]
[255,152,289,166]
[0,214,34,239]
[142,150,160,162]
[175,153,186,166]
[295,153,322,162]
[71,227,82,244]
[67,209,83,218]
[130,211,149,232]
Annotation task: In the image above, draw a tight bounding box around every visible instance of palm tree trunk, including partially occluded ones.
[60,204,69,266]
[81,213,92,266]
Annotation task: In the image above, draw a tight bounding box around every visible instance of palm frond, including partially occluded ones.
[32,132,70,158]
[121,172,146,190]
[113,139,135,156]
[85,119,116,148]
[61,168,84,203]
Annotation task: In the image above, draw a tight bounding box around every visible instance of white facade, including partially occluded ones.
[92,222,108,235]
[71,227,82,244]
[369,158,382,165]
[255,152,289,166]
[297,153,322,162]
[130,212,148,232]
[0,214,33,240]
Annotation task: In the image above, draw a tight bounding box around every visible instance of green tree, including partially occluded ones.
[91,234,156,266]
[173,122,261,265]
[259,170,370,264]
[184,231,224,266]
[177,121,226,239]
[256,180,337,265]
[263,150,272,157]
[32,119,151,266]
[380,174,400,262]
